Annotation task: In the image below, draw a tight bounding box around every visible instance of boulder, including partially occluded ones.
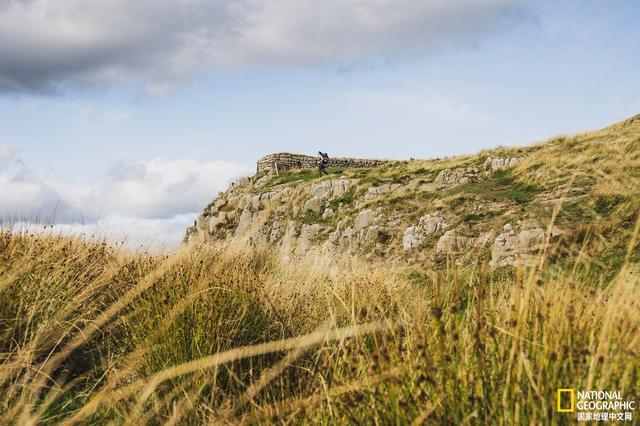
[235,209,253,236]
[331,179,352,198]
[303,196,323,213]
[490,227,545,267]
[364,183,402,200]
[342,226,354,238]
[419,213,449,235]
[517,228,545,250]
[311,181,333,200]
[402,213,449,250]
[475,231,495,247]
[403,226,421,250]
[195,214,208,231]
[433,167,480,189]
[365,225,385,243]
[483,157,520,172]
[436,230,476,254]
[249,195,262,211]
[310,178,353,201]
[254,175,270,188]
[269,220,285,242]
[232,176,250,188]
[259,192,274,208]
[298,224,322,250]
[207,212,228,233]
[322,208,335,220]
[354,209,375,231]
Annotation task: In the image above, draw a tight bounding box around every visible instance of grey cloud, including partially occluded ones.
[0,152,248,225]
[81,158,247,219]
[0,0,535,94]
[0,155,82,223]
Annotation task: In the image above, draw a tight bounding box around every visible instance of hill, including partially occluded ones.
[188,114,640,273]
[0,115,639,424]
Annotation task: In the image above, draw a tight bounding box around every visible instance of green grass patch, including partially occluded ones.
[300,209,324,225]
[267,169,318,186]
[556,200,597,224]
[327,186,361,210]
[377,229,391,244]
[267,167,345,187]
[448,170,541,204]
[463,213,483,223]
[357,174,385,187]
[463,210,501,223]
[594,194,627,216]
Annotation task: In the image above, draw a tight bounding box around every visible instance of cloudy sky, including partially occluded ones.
[1,0,639,249]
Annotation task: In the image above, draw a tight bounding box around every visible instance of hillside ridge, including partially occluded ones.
[187,115,640,270]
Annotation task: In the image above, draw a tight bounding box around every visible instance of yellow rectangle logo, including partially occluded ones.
[557,389,575,412]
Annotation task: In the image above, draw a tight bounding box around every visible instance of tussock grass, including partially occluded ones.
[1,216,639,424]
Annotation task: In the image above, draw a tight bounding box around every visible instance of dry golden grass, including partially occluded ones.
[1,214,638,424]
[1,114,639,424]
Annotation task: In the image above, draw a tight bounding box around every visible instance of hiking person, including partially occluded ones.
[318,151,330,175]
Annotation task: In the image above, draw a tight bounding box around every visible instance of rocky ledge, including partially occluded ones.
[185,151,577,268]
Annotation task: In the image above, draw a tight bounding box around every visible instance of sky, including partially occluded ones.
[1,0,639,250]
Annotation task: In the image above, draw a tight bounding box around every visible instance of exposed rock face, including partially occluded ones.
[436,231,476,254]
[311,179,352,200]
[354,209,375,232]
[303,179,354,213]
[235,209,254,236]
[535,183,589,204]
[322,208,335,220]
[303,196,323,213]
[403,213,450,250]
[365,183,402,200]
[190,163,553,267]
[186,149,592,270]
[415,156,521,194]
[297,224,324,252]
[432,167,480,189]
[483,157,520,171]
[402,227,421,250]
[490,225,545,267]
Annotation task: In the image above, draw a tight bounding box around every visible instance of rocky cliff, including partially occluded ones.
[187,115,640,270]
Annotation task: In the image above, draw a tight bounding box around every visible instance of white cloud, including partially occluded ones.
[0,149,249,248]
[26,214,199,252]
[81,158,248,219]
[0,151,79,222]
[0,0,535,93]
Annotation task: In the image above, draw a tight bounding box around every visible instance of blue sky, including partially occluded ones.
[1,0,638,248]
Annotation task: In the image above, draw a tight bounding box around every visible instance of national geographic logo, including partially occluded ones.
[557,388,636,422]
[557,389,575,412]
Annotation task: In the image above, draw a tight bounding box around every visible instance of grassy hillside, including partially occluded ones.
[1,115,639,424]
[188,114,640,273]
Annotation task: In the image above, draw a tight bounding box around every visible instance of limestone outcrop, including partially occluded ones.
[483,156,521,171]
[436,231,476,254]
[186,150,582,269]
[403,213,450,250]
